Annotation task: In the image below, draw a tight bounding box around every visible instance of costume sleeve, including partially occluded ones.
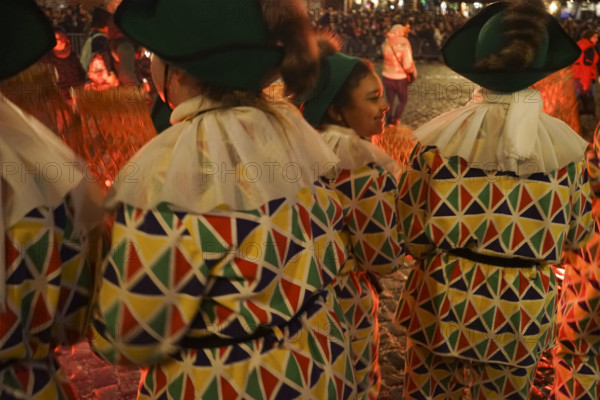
[565,162,595,250]
[51,196,95,346]
[328,165,404,275]
[396,144,433,257]
[89,203,209,366]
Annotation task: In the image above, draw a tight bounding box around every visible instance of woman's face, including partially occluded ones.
[339,71,389,137]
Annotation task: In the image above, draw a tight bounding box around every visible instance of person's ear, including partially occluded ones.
[327,104,344,123]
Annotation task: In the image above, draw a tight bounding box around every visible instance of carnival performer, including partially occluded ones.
[88,0,357,398]
[552,125,600,399]
[572,30,600,118]
[302,36,403,400]
[0,0,103,398]
[381,24,417,126]
[395,1,594,398]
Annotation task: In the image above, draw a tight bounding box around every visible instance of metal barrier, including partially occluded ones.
[67,33,86,57]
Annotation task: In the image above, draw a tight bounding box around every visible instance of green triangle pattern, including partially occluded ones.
[149,306,168,338]
[151,249,171,287]
[353,176,371,198]
[27,231,50,273]
[285,354,304,386]
[245,369,264,400]
[269,286,291,317]
[198,221,227,253]
[447,186,459,211]
[168,374,184,399]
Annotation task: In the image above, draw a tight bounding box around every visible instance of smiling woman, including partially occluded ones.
[302,34,404,400]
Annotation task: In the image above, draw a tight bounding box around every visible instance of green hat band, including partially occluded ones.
[302,53,361,127]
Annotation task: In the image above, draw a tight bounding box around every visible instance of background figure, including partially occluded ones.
[395,1,594,399]
[85,53,119,90]
[89,0,358,398]
[552,125,600,399]
[573,30,599,140]
[108,17,140,87]
[41,29,86,100]
[79,7,112,74]
[302,37,403,400]
[0,1,102,398]
[381,24,416,126]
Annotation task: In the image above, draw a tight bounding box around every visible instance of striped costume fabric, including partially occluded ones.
[0,200,92,399]
[553,149,600,400]
[396,145,594,399]
[90,186,357,399]
[324,163,403,400]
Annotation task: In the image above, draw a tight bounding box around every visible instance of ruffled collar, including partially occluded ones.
[320,124,400,176]
[107,98,340,213]
[413,87,589,175]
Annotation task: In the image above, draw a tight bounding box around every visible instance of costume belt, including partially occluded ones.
[179,289,326,349]
[448,248,539,268]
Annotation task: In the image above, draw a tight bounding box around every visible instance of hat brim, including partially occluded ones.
[0,0,56,81]
[442,2,581,92]
[114,0,283,91]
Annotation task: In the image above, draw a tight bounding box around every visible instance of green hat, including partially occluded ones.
[0,0,56,81]
[442,1,581,92]
[114,0,283,91]
[302,53,361,127]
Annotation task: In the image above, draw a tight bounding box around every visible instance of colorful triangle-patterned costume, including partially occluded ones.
[0,200,93,399]
[320,125,404,400]
[396,144,594,398]
[553,145,600,400]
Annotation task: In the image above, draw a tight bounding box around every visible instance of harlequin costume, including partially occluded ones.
[0,1,102,398]
[302,52,404,400]
[394,2,594,399]
[552,127,600,400]
[89,1,357,398]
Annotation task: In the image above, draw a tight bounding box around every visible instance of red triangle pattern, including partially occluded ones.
[429,189,442,211]
[281,279,301,311]
[292,350,311,383]
[155,366,167,393]
[220,377,239,399]
[315,331,331,361]
[235,257,258,279]
[491,185,505,209]
[174,248,193,285]
[14,365,30,393]
[298,206,312,240]
[31,295,51,329]
[519,189,533,212]
[542,231,555,255]
[216,305,233,325]
[494,309,507,330]
[409,218,424,240]
[5,238,19,268]
[472,268,486,288]
[205,216,232,246]
[483,223,499,244]
[169,307,186,337]
[121,305,138,337]
[382,202,393,225]
[551,192,563,217]
[272,230,289,264]
[184,376,195,399]
[126,243,143,280]
[354,209,369,231]
[464,302,478,323]
[46,245,61,275]
[247,300,268,323]
[260,367,279,399]
[460,187,473,210]
[511,225,525,248]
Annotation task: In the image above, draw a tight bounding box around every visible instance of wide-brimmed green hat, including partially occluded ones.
[0,0,56,81]
[442,1,580,92]
[302,53,361,127]
[114,0,283,91]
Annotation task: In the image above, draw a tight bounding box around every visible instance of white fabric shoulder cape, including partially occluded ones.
[106,97,341,213]
[320,124,400,177]
[412,87,589,175]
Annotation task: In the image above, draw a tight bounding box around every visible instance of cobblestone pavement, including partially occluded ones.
[57,62,510,400]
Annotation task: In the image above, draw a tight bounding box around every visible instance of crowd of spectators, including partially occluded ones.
[312,6,600,62]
